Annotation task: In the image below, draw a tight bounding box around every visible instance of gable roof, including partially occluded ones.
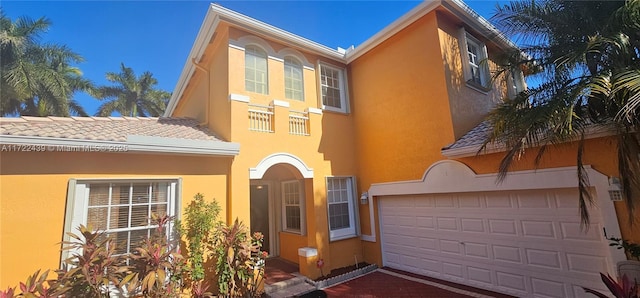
[165,0,516,117]
[0,116,240,156]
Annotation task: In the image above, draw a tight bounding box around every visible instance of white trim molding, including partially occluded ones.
[249,152,314,179]
[306,107,323,115]
[368,160,625,269]
[271,99,290,108]
[229,93,250,103]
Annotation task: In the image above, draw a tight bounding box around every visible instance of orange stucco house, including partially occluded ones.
[1,0,638,296]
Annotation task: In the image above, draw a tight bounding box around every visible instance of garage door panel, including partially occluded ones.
[467,266,493,284]
[463,242,490,259]
[566,253,608,275]
[485,193,513,208]
[436,217,458,230]
[496,270,528,292]
[488,219,518,235]
[380,189,612,298]
[515,192,553,208]
[521,220,557,238]
[531,277,567,298]
[493,245,523,264]
[461,218,486,233]
[559,222,603,241]
[442,262,464,279]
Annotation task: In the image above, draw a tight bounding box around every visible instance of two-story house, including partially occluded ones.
[1,0,636,296]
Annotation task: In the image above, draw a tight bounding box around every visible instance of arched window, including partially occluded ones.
[284,57,304,101]
[245,45,268,94]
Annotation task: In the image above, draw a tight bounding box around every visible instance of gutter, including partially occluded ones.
[192,58,210,127]
[0,135,240,156]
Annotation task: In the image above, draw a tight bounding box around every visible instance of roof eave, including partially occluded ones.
[346,0,518,64]
[441,125,619,159]
[0,135,240,157]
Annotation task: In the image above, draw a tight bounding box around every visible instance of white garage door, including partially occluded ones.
[379,188,613,298]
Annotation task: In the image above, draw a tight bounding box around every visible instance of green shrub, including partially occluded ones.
[176,193,221,284]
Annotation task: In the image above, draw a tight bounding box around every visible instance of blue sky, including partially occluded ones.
[2,1,508,116]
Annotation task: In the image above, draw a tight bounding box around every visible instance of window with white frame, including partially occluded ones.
[284,57,304,101]
[506,68,526,98]
[66,180,178,256]
[326,177,357,240]
[282,180,304,234]
[319,63,348,113]
[459,29,490,89]
[245,45,269,94]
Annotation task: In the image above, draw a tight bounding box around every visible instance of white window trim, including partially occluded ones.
[62,178,180,264]
[317,62,349,113]
[281,180,306,235]
[284,56,305,101]
[326,176,359,241]
[245,45,270,95]
[458,28,490,90]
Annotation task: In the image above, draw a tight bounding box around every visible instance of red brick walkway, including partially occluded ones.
[324,269,515,298]
[264,258,297,285]
[323,271,471,297]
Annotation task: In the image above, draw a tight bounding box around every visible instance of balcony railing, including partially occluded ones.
[289,110,309,136]
[248,104,273,133]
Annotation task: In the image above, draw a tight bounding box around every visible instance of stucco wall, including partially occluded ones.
[436,11,505,140]
[0,151,231,288]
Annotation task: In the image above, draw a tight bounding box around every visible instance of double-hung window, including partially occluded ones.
[319,63,348,113]
[326,177,357,240]
[284,57,304,101]
[64,179,178,258]
[245,45,269,94]
[282,180,305,234]
[459,28,490,89]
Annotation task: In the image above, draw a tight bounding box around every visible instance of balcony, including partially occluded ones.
[248,104,274,133]
[233,96,321,136]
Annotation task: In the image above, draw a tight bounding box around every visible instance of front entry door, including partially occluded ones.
[250,184,271,254]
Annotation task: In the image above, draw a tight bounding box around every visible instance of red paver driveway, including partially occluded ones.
[323,269,515,298]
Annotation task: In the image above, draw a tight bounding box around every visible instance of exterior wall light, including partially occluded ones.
[360,192,369,205]
[608,177,623,201]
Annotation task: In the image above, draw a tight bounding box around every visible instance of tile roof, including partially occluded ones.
[0,116,224,142]
[442,120,492,150]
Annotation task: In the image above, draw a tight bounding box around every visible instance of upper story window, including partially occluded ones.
[319,62,348,113]
[284,57,304,101]
[245,45,269,94]
[459,28,490,90]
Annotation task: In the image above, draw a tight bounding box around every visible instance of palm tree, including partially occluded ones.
[93,63,170,117]
[484,0,640,226]
[0,11,89,116]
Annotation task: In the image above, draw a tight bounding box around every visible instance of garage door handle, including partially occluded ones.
[459,241,465,245]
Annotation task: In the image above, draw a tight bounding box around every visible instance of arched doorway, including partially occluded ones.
[249,153,313,257]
